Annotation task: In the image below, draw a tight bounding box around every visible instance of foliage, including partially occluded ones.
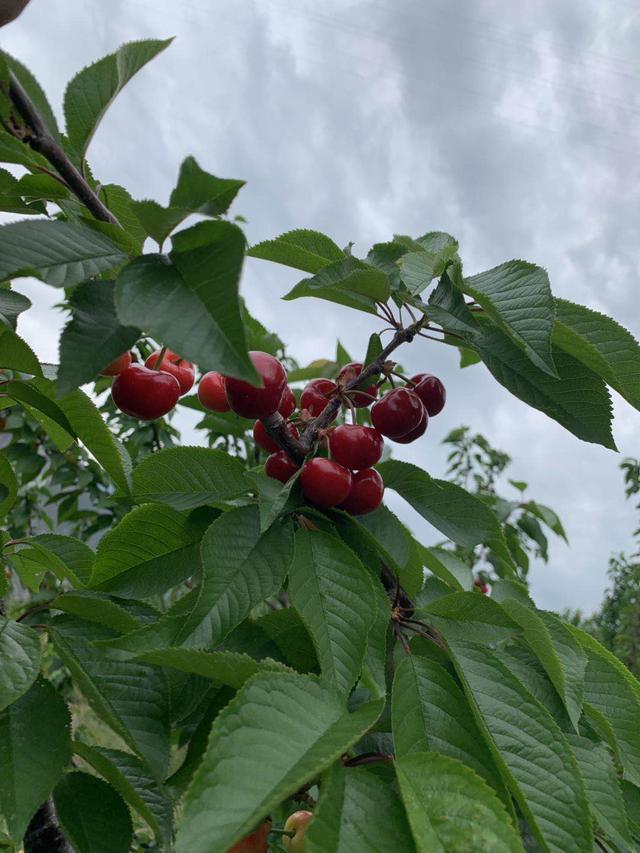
[0,32,639,853]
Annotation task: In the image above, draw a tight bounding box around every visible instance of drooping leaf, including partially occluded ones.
[288,529,376,696]
[0,679,71,843]
[395,752,523,853]
[53,771,133,853]
[0,616,40,711]
[4,380,74,435]
[175,672,383,852]
[64,38,173,159]
[247,228,345,273]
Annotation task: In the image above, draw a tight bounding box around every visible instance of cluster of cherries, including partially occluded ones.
[103,348,445,517]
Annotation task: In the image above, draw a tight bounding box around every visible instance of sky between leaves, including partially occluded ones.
[4,0,640,613]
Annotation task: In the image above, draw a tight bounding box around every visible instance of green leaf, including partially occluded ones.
[128,200,187,248]
[305,763,415,853]
[0,452,18,518]
[357,505,424,595]
[422,546,473,591]
[567,734,632,850]
[246,469,302,533]
[58,280,139,396]
[131,446,248,510]
[420,591,520,645]
[0,287,30,329]
[64,38,173,159]
[169,155,244,215]
[461,261,557,376]
[284,257,389,314]
[363,332,383,367]
[288,529,376,696]
[53,592,143,634]
[395,752,523,853]
[2,53,61,141]
[473,325,616,450]
[23,533,93,587]
[4,380,74,435]
[133,647,289,689]
[175,672,382,853]
[0,679,71,843]
[0,130,50,170]
[99,184,147,251]
[397,233,458,295]
[0,617,40,711]
[50,616,170,780]
[0,327,41,374]
[53,771,133,853]
[256,608,318,673]
[247,228,345,273]
[553,297,640,411]
[71,743,173,849]
[448,639,592,852]
[392,657,509,802]
[0,220,127,287]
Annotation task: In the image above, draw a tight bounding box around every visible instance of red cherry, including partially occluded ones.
[300,458,352,508]
[265,450,300,483]
[100,351,132,376]
[371,388,425,439]
[112,364,180,420]
[229,821,271,852]
[329,425,384,470]
[145,349,195,395]
[410,373,446,416]
[338,362,378,407]
[474,578,490,595]
[339,468,384,515]
[225,352,287,419]
[391,406,428,443]
[279,386,296,419]
[198,371,230,412]
[300,379,338,417]
[253,420,300,454]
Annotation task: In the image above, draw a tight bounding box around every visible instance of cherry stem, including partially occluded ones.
[343,751,395,767]
[151,347,168,370]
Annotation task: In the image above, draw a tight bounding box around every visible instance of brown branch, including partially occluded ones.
[6,72,120,226]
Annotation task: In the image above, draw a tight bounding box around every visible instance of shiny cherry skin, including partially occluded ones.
[410,373,446,416]
[300,458,352,508]
[225,352,287,419]
[112,364,180,420]
[371,387,425,439]
[279,386,296,419]
[100,351,132,376]
[253,420,300,454]
[329,425,384,470]
[145,349,195,395]
[283,811,313,852]
[338,362,378,407]
[339,468,384,516]
[198,371,230,412]
[300,378,338,417]
[265,450,300,483]
[228,821,271,853]
[392,407,428,443]
[474,577,490,595]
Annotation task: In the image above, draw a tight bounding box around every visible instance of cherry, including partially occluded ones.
[371,388,425,439]
[229,821,271,852]
[283,811,313,851]
[145,349,195,395]
[329,425,384,470]
[253,420,299,454]
[410,373,446,416]
[300,378,338,417]
[300,458,352,508]
[279,386,296,419]
[100,351,132,376]
[112,364,180,420]
[265,450,300,483]
[225,352,287,419]
[392,406,428,443]
[474,578,490,595]
[339,468,384,515]
[198,371,230,412]
[337,362,378,407]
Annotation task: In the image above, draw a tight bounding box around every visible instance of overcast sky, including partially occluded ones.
[4,0,640,613]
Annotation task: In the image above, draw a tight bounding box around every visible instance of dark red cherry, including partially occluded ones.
[265,450,300,484]
[112,364,180,420]
[328,425,384,470]
[410,373,446,416]
[198,371,230,412]
[337,362,378,407]
[392,407,428,443]
[279,386,296,419]
[371,388,425,439]
[300,379,338,417]
[145,349,195,395]
[100,351,132,376]
[300,458,352,508]
[253,420,300,454]
[339,468,384,515]
[225,352,287,419]
[474,577,490,595]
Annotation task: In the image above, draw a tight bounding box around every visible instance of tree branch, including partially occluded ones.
[6,72,120,226]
